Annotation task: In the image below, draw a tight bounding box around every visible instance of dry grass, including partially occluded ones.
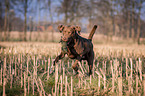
[1,31,139,44]
[0,42,60,56]
[0,41,145,57]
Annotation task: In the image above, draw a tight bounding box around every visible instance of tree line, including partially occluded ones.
[0,0,145,44]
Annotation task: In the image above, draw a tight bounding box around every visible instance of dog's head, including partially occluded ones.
[58,25,81,42]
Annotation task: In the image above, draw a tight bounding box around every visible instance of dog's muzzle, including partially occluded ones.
[62,37,68,42]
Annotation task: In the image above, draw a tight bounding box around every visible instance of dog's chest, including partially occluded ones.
[66,41,84,59]
[66,46,77,59]
[73,41,84,54]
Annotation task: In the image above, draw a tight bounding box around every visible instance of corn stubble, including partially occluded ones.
[0,42,145,95]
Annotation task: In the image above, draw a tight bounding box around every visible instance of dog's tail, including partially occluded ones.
[88,25,97,41]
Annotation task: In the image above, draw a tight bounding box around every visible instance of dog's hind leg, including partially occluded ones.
[72,60,79,75]
[87,51,94,76]
[87,59,93,75]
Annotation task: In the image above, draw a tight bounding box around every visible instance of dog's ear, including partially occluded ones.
[75,26,81,34]
[58,25,64,33]
[70,26,76,33]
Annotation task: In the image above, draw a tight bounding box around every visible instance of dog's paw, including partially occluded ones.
[53,61,56,66]
[74,72,79,78]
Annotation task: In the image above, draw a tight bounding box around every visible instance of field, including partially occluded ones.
[0,41,145,96]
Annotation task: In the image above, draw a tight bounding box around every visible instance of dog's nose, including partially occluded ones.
[62,37,67,41]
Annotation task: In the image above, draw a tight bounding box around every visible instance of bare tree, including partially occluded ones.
[136,0,143,44]
[121,0,131,39]
[7,9,15,40]
[68,0,83,25]
[36,0,40,41]
[47,0,54,42]
[57,0,73,24]
[29,16,33,41]
[4,0,9,41]
[24,0,28,41]
[126,1,131,39]
[95,0,113,41]
[16,0,32,41]
[0,1,3,41]
[110,0,115,37]
[131,0,135,42]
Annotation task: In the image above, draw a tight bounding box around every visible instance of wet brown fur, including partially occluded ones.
[54,25,97,75]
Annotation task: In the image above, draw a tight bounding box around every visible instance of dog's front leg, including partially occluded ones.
[76,54,85,61]
[72,60,79,75]
[53,52,65,65]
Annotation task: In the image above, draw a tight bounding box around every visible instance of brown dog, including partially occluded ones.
[53,25,97,75]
